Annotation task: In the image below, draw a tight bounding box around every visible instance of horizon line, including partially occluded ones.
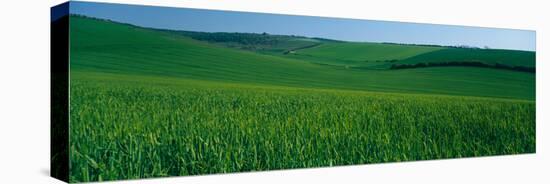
[67,14,535,52]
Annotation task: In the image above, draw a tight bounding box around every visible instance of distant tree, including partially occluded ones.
[390,61,534,73]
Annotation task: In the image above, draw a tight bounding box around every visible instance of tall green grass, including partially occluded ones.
[67,16,536,182]
[69,73,535,182]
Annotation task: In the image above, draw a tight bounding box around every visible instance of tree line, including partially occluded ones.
[390,61,535,73]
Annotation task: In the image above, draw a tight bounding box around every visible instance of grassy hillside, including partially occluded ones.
[288,42,535,70]
[67,16,535,182]
[151,26,536,72]
[70,16,535,100]
[282,42,440,68]
[293,42,442,61]
[396,48,536,67]
[157,29,334,54]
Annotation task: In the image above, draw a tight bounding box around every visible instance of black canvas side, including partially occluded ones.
[51,2,70,183]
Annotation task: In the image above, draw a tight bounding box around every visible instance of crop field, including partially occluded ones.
[65,15,536,182]
[397,48,536,67]
[291,42,442,65]
[69,73,535,182]
[69,17,535,100]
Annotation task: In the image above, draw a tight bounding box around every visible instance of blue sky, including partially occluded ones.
[69,1,535,51]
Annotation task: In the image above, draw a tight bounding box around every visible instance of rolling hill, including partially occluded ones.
[65,14,535,182]
[395,48,536,67]
[148,22,536,72]
[69,15,535,100]
[286,41,535,70]
[155,29,340,54]
[292,42,441,61]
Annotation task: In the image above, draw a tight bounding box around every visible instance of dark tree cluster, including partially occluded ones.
[371,59,399,63]
[176,31,282,46]
[390,61,535,73]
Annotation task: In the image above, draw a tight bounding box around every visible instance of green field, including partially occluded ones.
[276,40,535,70]
[289,42,442,67]
[397,48,536,67]
[68,16,536,182]
[162,29,326,54]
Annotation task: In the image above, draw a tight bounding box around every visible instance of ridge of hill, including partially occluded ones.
[69,15,535,100]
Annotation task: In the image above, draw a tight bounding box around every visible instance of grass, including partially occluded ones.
[283,42,441,68]
[396,48,536,67]
[293,42,442,62]
[158,28,325,54]
[70,16,535,100]
[367,48,536,69]
[66,16,536,182]
[284,42,534,70]
[69,73,535,182]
